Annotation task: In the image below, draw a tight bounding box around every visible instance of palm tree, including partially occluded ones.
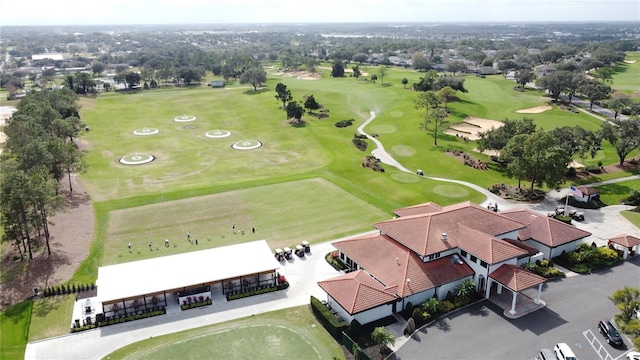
[455,278,477,301]
[421,297,440,316]
[371,327,395,354]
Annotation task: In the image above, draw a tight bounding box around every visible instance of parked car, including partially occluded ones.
[627,351,640,360]
[537,348,556,360]
[554,343,577,360]
[598,320,623,347]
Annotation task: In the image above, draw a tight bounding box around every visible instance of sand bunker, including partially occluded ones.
[444,116,503,140]
[624,60,637,64]
[516,105,552,114]
[276,70,320,80]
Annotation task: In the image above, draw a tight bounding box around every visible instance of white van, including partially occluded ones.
[554,343,577,360]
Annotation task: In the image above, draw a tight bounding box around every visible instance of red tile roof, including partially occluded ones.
[503,238,543,256]
[332,233,474,297]
[489,264,546,292]
[500,208,591,248]
[457,225,527,264]
[375,201,526,256]
[609,234,640,247]
[393,202,443,217]
[317,270,397,314]
[577,186,598,195]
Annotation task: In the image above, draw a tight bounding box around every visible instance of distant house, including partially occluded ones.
[473,66,499,75]
[209,80,224,88]
[570,186,599,203]
[534,64,556,77]
[31,53,64,61]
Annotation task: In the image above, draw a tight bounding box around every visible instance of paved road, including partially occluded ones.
[390,255,640,360]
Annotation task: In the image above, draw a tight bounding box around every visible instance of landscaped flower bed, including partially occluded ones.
[522,259,565,279]
[71,307,167,333]
[181,298,212,310]
[553,243,623,274]
[226,286,278,301]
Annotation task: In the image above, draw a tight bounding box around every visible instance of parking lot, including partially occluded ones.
[390,256,640,360]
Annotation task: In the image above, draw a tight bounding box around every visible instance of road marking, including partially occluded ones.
[583,329,614,360]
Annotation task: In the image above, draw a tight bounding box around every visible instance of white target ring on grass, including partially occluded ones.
[133,128,160,135]
[231,140,262,150]
[174,115,196,122]
[205,130,232,138]
[119,153,155,165]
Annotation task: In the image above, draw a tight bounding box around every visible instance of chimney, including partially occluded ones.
[441,233,448,242]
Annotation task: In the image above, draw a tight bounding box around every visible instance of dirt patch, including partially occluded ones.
[0,174,94,310]
[516,105,552,114]
[602,158,640,173]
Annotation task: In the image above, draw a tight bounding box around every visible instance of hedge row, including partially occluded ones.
[42,283,95,297]
[181,299,212,310]
[310,295,348,338]
[226,287,276,301]
[71,308,166,333]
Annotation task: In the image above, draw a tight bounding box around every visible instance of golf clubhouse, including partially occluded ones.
[96,240,281,318]
[318,201,592,325]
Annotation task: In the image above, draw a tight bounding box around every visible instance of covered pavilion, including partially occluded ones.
[96,240,280,317]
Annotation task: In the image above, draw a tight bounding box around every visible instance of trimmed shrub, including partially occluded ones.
[404,302,414,318]
[352,138,368,151]
[334,119,354,128]
[404,318,416,335]
[440,300,455,314]
[309,296,348,338]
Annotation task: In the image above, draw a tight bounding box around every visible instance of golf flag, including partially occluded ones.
[570,186,583,198]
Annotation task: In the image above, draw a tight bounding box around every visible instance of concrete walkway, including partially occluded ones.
[25,110,640,359]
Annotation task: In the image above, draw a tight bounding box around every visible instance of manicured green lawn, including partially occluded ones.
[103,178,391,265]
[27,295,75,341]
[594,179,640,206]
[103,306,344,360]
[0,301,32,360]
[611,52,640,94]
[621,209,640,228]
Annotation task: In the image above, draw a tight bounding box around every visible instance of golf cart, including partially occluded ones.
[568,209,585,221]
[274,248,284,261]
[295,245,305,257]
[283,247,293,260]
[301,241,310,253]
[487,202,498,212]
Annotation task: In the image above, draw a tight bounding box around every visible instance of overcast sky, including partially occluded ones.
[1,0,638,26]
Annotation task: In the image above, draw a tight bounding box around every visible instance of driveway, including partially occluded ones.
[389,256,640,360]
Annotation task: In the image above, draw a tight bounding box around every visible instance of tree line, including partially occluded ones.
[1,88,86,260]
[478,116,640,190]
